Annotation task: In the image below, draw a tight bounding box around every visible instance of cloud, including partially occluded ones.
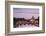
[13,8,39,14]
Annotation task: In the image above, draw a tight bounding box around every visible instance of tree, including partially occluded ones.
[31,16,35,25]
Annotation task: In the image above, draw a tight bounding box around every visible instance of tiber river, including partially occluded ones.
[16,24,39,28]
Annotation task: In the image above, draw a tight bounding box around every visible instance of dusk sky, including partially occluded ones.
[13,8,39,19]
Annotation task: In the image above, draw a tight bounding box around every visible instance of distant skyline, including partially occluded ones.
[13,8,39,19]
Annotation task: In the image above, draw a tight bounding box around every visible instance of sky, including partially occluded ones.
[13,8,39,19]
